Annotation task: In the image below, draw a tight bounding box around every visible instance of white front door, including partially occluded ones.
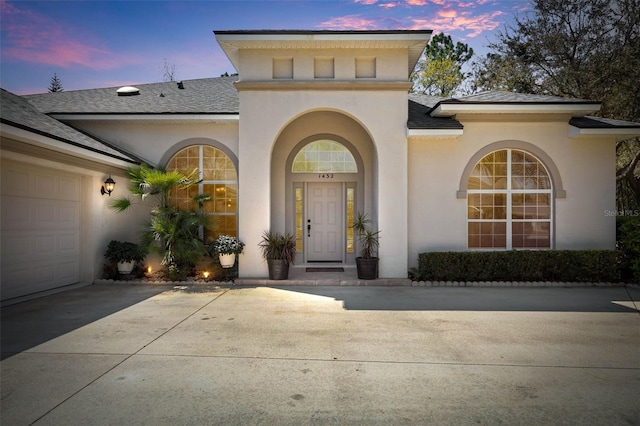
[306,182,343,262]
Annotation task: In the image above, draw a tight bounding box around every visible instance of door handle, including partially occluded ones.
[307,220,311,237]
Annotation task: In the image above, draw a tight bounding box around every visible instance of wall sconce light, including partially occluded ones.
[101,176,116,196]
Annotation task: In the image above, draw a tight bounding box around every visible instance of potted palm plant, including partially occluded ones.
[104,240,147,274]
[110,164,209,280]
[258,230,296,280]
[210,235,245,268]
[352,212,380,280]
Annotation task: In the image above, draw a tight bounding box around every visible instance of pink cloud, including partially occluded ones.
[438,9,458,18]
[0,0,138,70]
[427,8,504,37]
[379,2,400,8]
[355,0,380,4]
[406,0,428,5]
[318,15,384,30]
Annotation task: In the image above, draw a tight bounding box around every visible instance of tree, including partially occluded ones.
[411,33,474,97]
[160,58,176,82]
[110,164,210,278]
[48,73,63,92]
[470,0,640,209]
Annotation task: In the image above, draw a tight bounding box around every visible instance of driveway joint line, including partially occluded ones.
[624,285,640,316]
[119,352,640,371]
[28,288,230,426]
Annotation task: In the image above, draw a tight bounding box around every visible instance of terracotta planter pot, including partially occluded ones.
[219,253,236,268]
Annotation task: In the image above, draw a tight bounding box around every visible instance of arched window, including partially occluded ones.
[166,145,238,243]
[292,140,357,173]
[467,149,552,249]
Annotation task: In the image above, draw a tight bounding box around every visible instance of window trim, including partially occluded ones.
[291,139,358,174]
[466,148,554,250]
[163,141,239,240]
[457,140,565,199]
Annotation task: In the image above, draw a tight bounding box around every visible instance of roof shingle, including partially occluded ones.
[1,88,141,163]
[25,76,240,115]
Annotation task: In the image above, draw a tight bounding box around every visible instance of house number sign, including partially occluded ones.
[318,173,335,179]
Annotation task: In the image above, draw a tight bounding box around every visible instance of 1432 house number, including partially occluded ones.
[318,173,334,178]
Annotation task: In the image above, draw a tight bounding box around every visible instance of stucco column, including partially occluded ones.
[373,94,409,279]
[237,92,272,278]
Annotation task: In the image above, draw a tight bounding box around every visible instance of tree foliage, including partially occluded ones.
[412,33,473,97]
[48,72,63,92]
[470,0,640,208]
[110,164,210,275]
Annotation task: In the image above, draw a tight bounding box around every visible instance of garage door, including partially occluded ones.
[1,161,81,302]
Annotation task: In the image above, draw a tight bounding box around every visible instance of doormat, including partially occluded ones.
[306,267,345,272]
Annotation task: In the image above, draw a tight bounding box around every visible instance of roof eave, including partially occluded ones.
[407,128,464,139]
[568,125,640,140]
[1,122,140,167]
[50,113,240,123]
[214,30,432,77]
[431,103,602,117]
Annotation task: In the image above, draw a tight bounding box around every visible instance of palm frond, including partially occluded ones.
[109,197,134,212]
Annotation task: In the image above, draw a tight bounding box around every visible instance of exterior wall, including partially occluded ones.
[238,89,409,278]
[0,147,149,300]
[68,121,239,167]
[274,110,373,231]
[407,117,617,268]
[238,48,408,81]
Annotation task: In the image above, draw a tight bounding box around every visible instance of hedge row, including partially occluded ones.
[412,250,621,283]
[413,217,640,283]
[617,216,640,283]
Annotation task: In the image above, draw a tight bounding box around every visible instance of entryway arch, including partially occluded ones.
[271,110,376,265]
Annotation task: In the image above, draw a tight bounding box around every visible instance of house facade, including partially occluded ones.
[2,30,640,303]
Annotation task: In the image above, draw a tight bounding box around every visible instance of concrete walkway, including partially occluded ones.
[1,284,639,425]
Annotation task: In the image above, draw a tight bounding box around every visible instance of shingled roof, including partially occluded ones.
[443,91,599,104]
[569,116,640,129]
[408,93,463,129]
[1,88,141,163]
[24,76,240,115]
[18,79,639,133]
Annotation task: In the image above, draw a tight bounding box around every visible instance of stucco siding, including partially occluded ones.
[238,48,408,81]
[68,121,239,167]
[237,89,409,277]
[407,117,616,268]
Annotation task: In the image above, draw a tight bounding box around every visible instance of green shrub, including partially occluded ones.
[617,216,640,283]
[413,250,621,283]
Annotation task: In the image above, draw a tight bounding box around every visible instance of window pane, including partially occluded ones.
[468,194,481,219]
[468,148,552,250]
[346,188,355,253]
[469,221,506,248]
[292,140,357,173]
[295,188,304,252]
[167,145,238,239]
[513,222,550,249]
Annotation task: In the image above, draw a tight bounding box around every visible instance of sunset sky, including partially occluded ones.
[0,0,531,95]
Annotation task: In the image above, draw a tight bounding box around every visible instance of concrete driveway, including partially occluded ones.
[1,284,639,425]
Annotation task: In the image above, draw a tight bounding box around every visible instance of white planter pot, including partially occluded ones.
[117,261,135,274]
[219,253,236,268]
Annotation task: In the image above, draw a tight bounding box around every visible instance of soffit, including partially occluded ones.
[431,103,602,117]
[215,31,431,75]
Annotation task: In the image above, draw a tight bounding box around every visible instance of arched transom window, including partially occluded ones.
[166,145,238,243]
[467,149,552,249]
[292,140,357,173]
